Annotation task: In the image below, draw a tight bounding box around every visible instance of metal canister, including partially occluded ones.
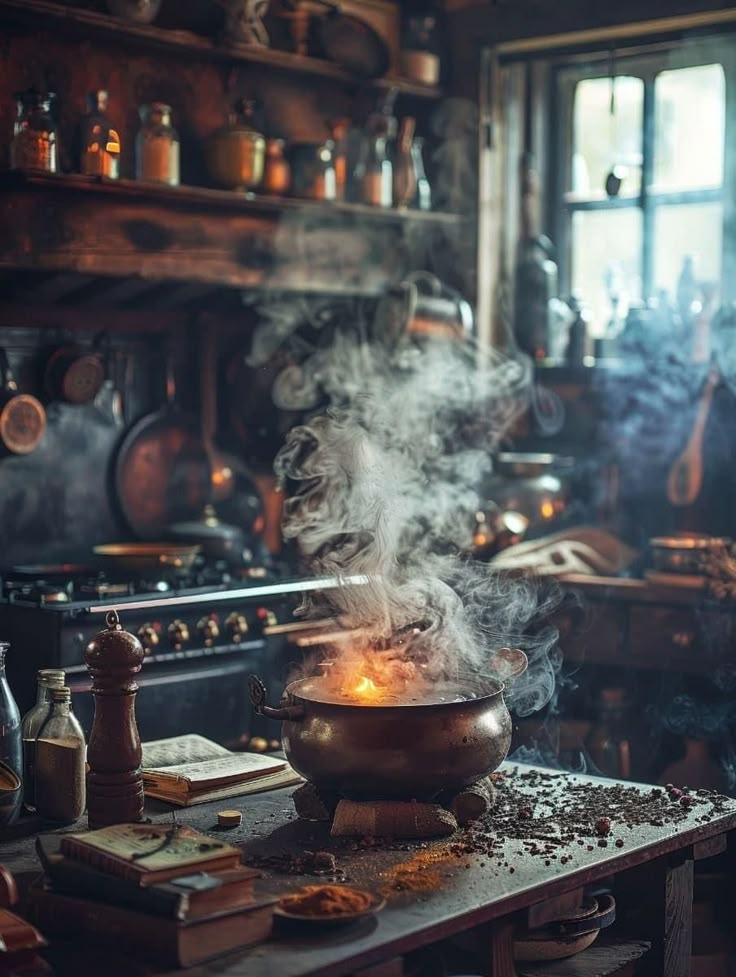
[206,99,265,192]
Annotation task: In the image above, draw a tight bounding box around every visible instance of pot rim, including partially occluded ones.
[284,674,506,711]
[650,535,731,550]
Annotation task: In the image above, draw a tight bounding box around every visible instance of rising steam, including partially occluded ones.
[273,325,561,715]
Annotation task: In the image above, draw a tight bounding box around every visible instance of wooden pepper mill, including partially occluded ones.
[85,609,145,829]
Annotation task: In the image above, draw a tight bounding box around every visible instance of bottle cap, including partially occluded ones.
[50,686,72,703]
[39,668,66,687]
[217,810,242,828]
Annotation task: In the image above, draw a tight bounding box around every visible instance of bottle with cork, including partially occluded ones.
[80,90,121,179]
[21,668,66,812]
[34,686,86,824]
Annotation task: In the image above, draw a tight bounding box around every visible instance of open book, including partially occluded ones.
[141,734,302,806]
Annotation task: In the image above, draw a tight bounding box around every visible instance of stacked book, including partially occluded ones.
[31,823,275,967]
[141,733,303,806]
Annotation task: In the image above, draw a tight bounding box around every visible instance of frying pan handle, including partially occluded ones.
[489,647,528,683]
[248,675,305,721]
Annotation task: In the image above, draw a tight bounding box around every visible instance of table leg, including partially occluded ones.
[621,852,694,977]
[486,917,516,977]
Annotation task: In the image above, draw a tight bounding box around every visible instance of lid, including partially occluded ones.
[86,90,109,112]
[15,89,56,108]
[140,101,172,121]
[38,669,66,687]
[50,686,71,703]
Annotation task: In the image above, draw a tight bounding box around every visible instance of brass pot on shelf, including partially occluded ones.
[206,99,266,192]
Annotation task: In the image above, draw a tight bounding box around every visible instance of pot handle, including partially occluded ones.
[248,675,305,721]
[489,647,528,683]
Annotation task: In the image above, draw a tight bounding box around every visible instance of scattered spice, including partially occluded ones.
[280,885,375,916]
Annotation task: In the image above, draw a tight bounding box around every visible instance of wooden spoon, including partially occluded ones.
[666,365,719,507]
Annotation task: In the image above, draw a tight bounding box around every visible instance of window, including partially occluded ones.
[555,46,732,345]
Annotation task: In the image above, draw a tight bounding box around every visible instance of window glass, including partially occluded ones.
[652,201,723,300]
[653,63,725,191]
[571,209,643,336]
[571,76,643,199]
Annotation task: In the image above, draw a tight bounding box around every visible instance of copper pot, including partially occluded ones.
[206,99,265,192]
[249,648,527,799]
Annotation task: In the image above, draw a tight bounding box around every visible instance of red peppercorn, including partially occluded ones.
[595,817,611,836]
[519,806,533,819]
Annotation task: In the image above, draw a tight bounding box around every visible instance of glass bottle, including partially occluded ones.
[329,118,350,202]
[393,116,416,209]
[262,138,291,196]
[80,90,121,179]
[411,136,431,211]
[0,642,22,824]
[10,90,58,174]
[35,686,86,824]
[21,668,66,812]
[361,133,392,208]
[135,102,179,186]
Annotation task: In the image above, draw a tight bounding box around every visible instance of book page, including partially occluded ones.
[144,753,286,788]
[141,734,230,770]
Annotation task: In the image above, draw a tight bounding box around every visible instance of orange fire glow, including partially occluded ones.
[352,675,381,700]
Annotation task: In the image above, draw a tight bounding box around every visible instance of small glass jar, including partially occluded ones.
[21,668,66,812]
[80,90,121,179]
[10,90,58,173]
[35,685,86,823]
[263,138,291,196]
[135,102,179,186]
[288,141,336,201]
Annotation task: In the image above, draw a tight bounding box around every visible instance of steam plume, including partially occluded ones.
[273,325,561,714]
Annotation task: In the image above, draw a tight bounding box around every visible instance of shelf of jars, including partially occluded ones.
[0,171,464,296]
[0,0,442,100]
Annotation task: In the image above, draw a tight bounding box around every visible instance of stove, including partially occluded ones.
[0,562,359,746]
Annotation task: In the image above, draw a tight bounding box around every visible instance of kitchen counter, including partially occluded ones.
[2,763,735,977]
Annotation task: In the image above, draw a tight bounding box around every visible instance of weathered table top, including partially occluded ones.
[3,764,735,977]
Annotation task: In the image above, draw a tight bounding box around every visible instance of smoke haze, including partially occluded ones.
[273,326,562,715]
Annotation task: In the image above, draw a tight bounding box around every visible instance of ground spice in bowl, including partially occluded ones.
[278,884,380,919]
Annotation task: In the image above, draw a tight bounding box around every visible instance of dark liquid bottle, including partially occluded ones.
[0,642,23,824]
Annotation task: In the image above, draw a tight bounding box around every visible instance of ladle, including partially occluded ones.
[666,364,719,507]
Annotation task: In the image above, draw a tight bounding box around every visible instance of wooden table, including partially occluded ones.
[3,764,735,977]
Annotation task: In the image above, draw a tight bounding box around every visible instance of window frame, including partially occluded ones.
[551,38,736,310]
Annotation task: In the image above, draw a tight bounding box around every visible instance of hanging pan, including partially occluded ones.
[311,0,390,79]
[114,351,210,539]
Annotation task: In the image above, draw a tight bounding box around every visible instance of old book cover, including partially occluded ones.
[141,734,286,797]
[28,886,275,968]
[144,764,304,807]
[37,836,259,920]
[59,823,242,886]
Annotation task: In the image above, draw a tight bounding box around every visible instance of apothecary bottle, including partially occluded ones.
[35,686,86,823]
[393,116,416,208]
[10,90,58,173]
[0,642,22,824]
[361,133,392,208]
[80,90,121,179]
[135,102,179,186]
[263,138,290,195]
[21,668,66,812]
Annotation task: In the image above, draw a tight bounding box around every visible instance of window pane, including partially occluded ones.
[571,76,643,199]
[571,209,643,336]
[652,202,723,299]
[653,63,724,191]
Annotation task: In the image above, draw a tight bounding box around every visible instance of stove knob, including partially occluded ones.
[137,623,160,654]
[197,614,220,648]
[256,607,278,631]
[168,620,190,650]
[225,612,249,643]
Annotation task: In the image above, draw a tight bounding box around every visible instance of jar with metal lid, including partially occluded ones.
[135,102,179,186]
[10,90,58,174]
[21,668,66,812]
[206,98,265,192]
[263,138,291,196]
[80,90,121,179]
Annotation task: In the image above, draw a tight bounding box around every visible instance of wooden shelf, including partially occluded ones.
[0,0,442,100]
[0,172,463,296]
